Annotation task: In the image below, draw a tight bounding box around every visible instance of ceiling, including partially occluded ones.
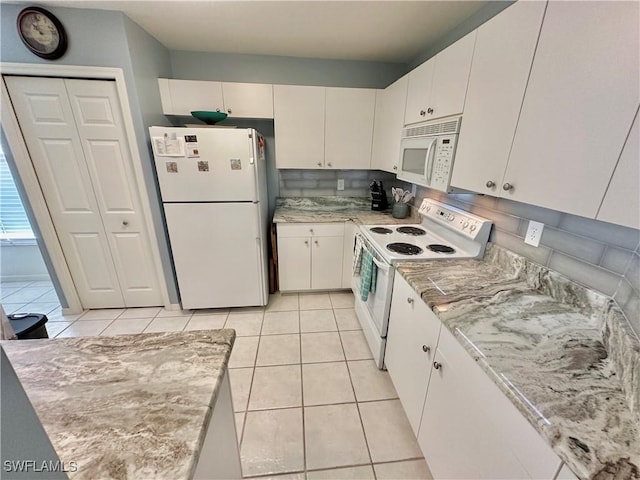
[14,1,491,63]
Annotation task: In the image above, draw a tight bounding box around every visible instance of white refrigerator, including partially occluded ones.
[149,126,269,309]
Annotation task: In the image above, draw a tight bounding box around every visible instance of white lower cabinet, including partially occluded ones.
[386,275,565,479]
[341,221,357,288]
[277,223,344,291]
[385,272,441,434]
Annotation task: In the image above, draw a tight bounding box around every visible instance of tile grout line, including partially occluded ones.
[298,305,308,477]
[335,307,377,479]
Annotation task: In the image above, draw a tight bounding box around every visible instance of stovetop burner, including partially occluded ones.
[427,244,455,254]
[387,242,424,255]
[396,226,426,236]
[370,227,393,235]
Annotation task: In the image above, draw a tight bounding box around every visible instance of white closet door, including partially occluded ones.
[5,76,124,308]
[65,79,163,307]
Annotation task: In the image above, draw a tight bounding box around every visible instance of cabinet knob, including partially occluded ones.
[419,110,426,116]
[327,162,332,168]
[407,297,414,304]
[433,361,442,370]
[122,220,129,226]
[215,108,221,113]
[393,165,398,171]
[485,180,495,188]
[309,229,314,234]
[314,240,319,245]
[227,108,232,114]
[304,240,309,246]
[422,345,430,353]
[502,182,514,191]
[317,162,322,167]
[427,107,434,114]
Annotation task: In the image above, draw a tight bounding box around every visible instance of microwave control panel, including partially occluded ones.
[430,135,457,191]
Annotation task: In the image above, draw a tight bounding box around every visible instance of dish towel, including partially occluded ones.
[352,234,364,276]
[359,250,378,302]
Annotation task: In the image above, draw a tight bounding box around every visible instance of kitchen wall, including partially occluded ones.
[1,3,180,305]
[412,187,640,338]
[170,51,405,89]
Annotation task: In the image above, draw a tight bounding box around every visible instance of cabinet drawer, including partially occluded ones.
[277,223,345,238]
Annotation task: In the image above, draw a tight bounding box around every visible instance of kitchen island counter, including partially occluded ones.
[1,329,236,480]
[272,196,420,225]
[396,245,640,480]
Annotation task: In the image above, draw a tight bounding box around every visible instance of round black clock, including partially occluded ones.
[17,7,67,60]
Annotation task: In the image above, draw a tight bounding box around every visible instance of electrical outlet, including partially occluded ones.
[337,179,345,191]
[524,220,544,247]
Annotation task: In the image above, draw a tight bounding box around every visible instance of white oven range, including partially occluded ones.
[352,199,493,369]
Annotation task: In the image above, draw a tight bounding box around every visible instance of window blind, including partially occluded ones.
[0,148,34,239]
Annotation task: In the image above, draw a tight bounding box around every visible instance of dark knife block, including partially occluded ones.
[371,191,388,211]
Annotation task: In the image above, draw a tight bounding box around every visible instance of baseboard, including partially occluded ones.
[0,274,51,283]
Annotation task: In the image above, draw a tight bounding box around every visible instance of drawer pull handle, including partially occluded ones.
[407,297,414,304]
[422,345,430,353]
[433,361,442,370]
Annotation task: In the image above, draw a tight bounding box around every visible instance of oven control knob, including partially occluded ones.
[448,214,455,221]
[463,221,469,229]
[470,225,476,232]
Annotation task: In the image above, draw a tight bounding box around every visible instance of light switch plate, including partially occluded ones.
[524,220,544,247]
[337,179,345,191]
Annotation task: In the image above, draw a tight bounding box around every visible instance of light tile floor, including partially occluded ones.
[1,285,433,479]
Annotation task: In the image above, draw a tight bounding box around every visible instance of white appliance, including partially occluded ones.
[352,199,492,368]
[397,116,462,192]
[150,126,269,309]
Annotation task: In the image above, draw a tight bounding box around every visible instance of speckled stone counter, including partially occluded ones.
[1,329,236,479]
[396,245,640,480]
[272,196,420,225]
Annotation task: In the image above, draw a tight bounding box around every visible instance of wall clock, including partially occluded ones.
[17,7,67,60]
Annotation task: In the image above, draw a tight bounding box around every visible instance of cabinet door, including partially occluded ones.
[160,79,224,115]
[597,109,639,229]
[278,237,311,291]
[274,85,325,168]
[222,82,273,119]
[371,75,409,173]
[325,87,376,169]
[451,1,546,194]
[311,236,344,290]
[503,1,639,217]
[418,327,530,480]
[385,272,441,435]
[430,31,476,120]
[404,58,435,125]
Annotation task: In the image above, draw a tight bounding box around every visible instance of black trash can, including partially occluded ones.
[7,313,49,339]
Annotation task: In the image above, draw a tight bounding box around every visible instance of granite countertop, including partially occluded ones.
[1,329,236,480]
[272,197,421,225]
[396,245,640,480]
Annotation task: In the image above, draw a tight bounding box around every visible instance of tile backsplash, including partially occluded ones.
[412,187,640,339]
[278,169,410,198]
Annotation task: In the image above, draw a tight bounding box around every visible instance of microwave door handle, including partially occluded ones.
[424,138,437,184]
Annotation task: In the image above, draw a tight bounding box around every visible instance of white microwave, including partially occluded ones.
[397,116,462,192]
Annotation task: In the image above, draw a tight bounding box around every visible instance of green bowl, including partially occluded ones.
[191,111,228,125]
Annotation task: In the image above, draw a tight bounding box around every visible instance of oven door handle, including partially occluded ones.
[370,254,390,273]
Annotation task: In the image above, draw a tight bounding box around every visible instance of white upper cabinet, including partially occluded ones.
[325,87,376,169]
[159,79,224,115]
[451,1,546,195]
[503,1,639,218]
[221,82,273,119]
[371,75,408,173]
[404,31,476,125]
[597,109,640,229]
[404,58,435,125]
[273,84,326,169]
[158,79,273,118]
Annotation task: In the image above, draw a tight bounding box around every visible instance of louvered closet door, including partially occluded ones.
[5,76,162,308]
